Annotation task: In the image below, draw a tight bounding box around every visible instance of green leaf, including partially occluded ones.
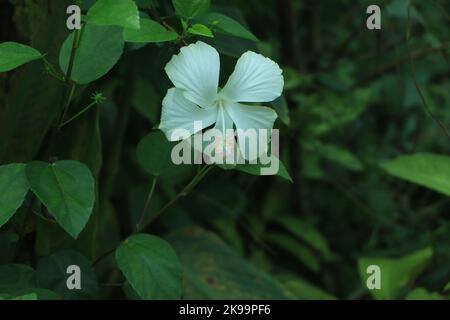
[26,160,95,239]
[313,142,363,171]
[59,24,124,84]
[0,42,42,72]
[9,288,60,300]
[405,288,444,300]
[85,0,140,29]
[444,282,450,292]
[137,131,175,177]
[36,250,98,299]
[173,0,210,19]
[123,18,178,43]
[271,95,290,126]
[167,227,291,299]
[380,153,450,196]
[235,156,293,182]
[131,77,159,123]
[265,232,320,273]
[0,164,29,228]
[187,23,214,38]
[0,264,35,294]
[278,275,336,300]
[196,12,258,41]
[10,293,37,300]
[358,247,433,299]
[116,233,183,300]
[271,215,332,259]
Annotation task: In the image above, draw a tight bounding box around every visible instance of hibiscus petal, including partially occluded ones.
[165,41,220,108]
[220,51,284,103]
[226,101,278,160]
[159,88,218,141]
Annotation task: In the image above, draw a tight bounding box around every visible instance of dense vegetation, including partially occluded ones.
[0,0,449,300]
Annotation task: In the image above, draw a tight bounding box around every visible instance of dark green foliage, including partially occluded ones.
[0,0,449,300]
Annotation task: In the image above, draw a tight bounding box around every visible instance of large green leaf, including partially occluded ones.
[26,160,95,239]
[36,250,98,299]
[173,0,210,19]
[0,164,29,228]
[116,234,183,300]
[358,247,433,299]
[124,18,178,43]
[197,12,258,41]
[0,264,35,294]
[137,131,176,176]
[380,153,450,196]
[166,227,291,299]
[0,42,42,72]
[59,24,124,84]
[85,0,140,29]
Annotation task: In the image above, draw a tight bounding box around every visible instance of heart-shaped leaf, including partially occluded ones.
[0,164,29,228]
[116,234,182,299]
[26,160,95,239]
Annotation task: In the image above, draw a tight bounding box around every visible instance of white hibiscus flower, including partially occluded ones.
[159,41,284,163]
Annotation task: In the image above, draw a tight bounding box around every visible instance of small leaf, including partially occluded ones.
[196,12,258,41]
[187,23,214,38]
[85,0,140,29]
[380,153,450,196]
[0,42,42,72]
[124,18,178,43]
[116,234,183,300]
[358,247,433,299]
[235,157,293,182]
[26,160,95,239]
[173,0,210,19]
[0,164,29,228]
[137,131,175,177]
[59,24,124,84]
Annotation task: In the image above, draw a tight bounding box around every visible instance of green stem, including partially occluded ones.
[93,165,214,267]
[141,165,214,231]
[59,99,98,128]
[136,177,158,232]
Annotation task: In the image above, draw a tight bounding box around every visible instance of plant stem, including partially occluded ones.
[59,99,98,128]
[59,28,82,127]
[44,27,82,159]
[93,165,214,266]
[141,165,214,231]
[135,176,158,232]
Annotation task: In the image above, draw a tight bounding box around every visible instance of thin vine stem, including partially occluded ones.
[406,3,450,142]
[135,176,158,232]
[93,165,215,266]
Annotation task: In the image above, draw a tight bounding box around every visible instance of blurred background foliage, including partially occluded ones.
[0,0,449,300]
